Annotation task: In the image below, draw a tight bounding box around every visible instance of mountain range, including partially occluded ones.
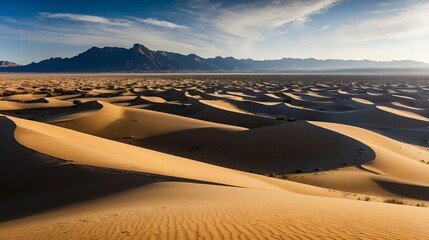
[2,44,429,73]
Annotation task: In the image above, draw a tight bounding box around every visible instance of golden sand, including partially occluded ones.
[1,74,428,239]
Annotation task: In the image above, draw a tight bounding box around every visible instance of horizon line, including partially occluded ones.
[6,43,429,66]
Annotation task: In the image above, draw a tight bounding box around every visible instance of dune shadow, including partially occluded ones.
[361,127,429,148]
[0,116,214,222]
[131,121,376,174]
[372,179,429,201]
[0,100,102,121]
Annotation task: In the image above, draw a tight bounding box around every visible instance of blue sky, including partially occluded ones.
[1,0,428,64]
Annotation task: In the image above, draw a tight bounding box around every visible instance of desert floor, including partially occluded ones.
[0,74,428,239]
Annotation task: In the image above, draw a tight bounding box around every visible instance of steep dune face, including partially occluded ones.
[1,74,429,239]
[9,115,293,192]
[377,105,429,121]
[0,97,75,110]
[282,121,429,201]
[2,94,48,102]
[188,100,281,128]
[130,117,429,201]
[289,169,429,201]
[49,101,245,139]
[312,122,429,184]
[221,98,428,147]
[0,116,155,222]
[236,101,429,128]
[134,120,375,173]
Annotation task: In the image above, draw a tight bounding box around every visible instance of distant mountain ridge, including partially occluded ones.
[0,61,20,68]
[2,44,429,72]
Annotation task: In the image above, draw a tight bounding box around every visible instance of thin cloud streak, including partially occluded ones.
[0,16,211,59]
[334,2,429,42]
[176,0,340,57]
[40,12,132,26]
[213,0,339,39]
[134,18,188,29]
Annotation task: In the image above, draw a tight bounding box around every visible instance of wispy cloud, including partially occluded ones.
[133,18,188,29]
[18,1,338,59]
[3,0,428,64]
[320,25,331,31]
[0,13,208,59]
[188,0,339,41]
[335,2,429,42]
[40,12,132,26]
[172,0,339,58]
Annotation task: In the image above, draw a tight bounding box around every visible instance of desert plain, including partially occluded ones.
[0,74,428,239]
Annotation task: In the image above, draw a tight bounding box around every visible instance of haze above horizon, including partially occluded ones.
[1,0,428,65]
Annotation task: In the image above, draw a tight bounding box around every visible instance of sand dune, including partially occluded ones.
[49,101,245,139]
[312,122,429,184]
[189,100,281,128]
[282,121,429,201]
[0,97,74,110]
[234,101,428,128]
[133,120,375,173]
[1,74,428,239]
[377,105,429,122]
[2,181,429,240]
[12,114,339,197]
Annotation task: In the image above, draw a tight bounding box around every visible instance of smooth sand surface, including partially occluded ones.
[1,74,428,239]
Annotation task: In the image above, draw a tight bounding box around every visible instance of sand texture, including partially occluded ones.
[1,74,428,239]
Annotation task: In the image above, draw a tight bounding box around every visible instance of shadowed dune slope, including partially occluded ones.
[281,121,429,201]
[8,114,333,194]
[134,120,375,173]
[311,122,429,185]
[1,74,429,239]
[48,101,246,139]
[1,179,429,239]
[0,116,156,221]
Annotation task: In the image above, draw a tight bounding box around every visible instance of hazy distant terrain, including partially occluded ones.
[0,61,20,68]
[2,44,429,73]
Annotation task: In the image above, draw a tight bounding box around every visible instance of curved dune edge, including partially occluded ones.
[310,121,429,186]
[49,101,247,139]
[140,96,166,103]
[7,115,338,196]
[1,94,47,102]
[377,105,429,122]
[351,97,374,105]
[0,97,75,110]
[239,101,428,129]
[391,101,427,111]
[11,115,275,191]
[188,100,280,128]
[199,99,251,114]
[132,120,377,174]
[288,167,429,202]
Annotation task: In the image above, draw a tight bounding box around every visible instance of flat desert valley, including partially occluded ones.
[0,74,429,239]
